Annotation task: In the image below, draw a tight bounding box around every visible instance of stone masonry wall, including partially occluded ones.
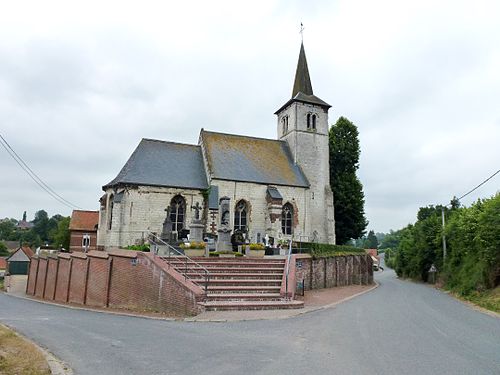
[98,186,205,249]
[214,179,309,244]
[293,254,373,291]
[277,101,335,244]
[26,250,204,316]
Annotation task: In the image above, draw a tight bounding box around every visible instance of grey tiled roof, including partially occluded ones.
[266,186,283,200]
[201,130,309,187]
[104,139,209,190]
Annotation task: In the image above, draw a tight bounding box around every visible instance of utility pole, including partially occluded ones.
[441,207,447,262]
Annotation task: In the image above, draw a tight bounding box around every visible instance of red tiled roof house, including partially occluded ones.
[69,210,99,252]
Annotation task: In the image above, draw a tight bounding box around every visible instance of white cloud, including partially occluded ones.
[1,0,499,232]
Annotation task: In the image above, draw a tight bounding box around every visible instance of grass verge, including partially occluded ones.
[459,286,500,314]
[0,324,50,375]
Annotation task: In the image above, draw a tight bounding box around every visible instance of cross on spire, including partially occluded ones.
[300,22,305,42]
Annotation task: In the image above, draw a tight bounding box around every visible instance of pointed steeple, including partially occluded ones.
[292,42,313,97]
[274,42,331,115]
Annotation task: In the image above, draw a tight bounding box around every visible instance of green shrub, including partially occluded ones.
[125,244,150,252]
[249,243,264,250]
[297,241,365,258]
[180,241,206,249]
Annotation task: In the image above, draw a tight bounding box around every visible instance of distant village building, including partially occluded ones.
[6,246,34,275]
[16,211,33,230]
[69,210,99,252]
[97,43,336,249]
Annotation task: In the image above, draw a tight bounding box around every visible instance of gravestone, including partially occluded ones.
[217,196,232,251]
[189,202,204,242]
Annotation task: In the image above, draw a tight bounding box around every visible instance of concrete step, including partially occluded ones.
[186,272,282,280]
[205,293,282,301]
[207,285,281,293]
[192,267,284,273]
[199,300,304,311]
[167,261,285,269]
[195,279,282,286]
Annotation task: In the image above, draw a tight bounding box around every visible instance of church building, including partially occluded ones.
[97,43,336,249]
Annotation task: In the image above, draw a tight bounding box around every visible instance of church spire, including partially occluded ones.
[292,42,313,97]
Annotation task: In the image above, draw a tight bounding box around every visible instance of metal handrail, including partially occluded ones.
[284,239,293,301]
[145,232,210,295]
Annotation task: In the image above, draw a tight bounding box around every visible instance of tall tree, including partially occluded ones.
[329,116,368,244]
[50,217,70,250]
[364,230,379,249]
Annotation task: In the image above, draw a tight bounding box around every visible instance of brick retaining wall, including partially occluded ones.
[26,250,204,316]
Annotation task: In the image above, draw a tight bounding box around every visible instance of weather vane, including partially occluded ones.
[300,22,305,42]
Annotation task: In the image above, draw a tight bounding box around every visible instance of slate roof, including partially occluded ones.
[104,139,209,190]
[69,210,99,231]
[201,130,309,187]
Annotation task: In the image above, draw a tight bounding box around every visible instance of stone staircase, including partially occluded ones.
[162,257,304,311]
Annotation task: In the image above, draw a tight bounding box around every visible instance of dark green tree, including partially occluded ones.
[33,210,49,243]
[49,216,70,250]
[363,230,379,249]
[0,241,9,256]
[329,116,368,244]
[0,219,17,240]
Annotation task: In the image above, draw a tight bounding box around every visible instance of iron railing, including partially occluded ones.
[145,232,210,295]
[284,239,293,300]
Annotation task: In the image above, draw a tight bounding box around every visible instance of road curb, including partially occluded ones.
[185,282,380,322]
[3,281,379,324]
[2,292,179,321]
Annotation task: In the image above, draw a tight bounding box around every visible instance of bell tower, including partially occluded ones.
[275,42,335,244]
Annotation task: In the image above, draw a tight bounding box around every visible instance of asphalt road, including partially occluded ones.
[1,269,499,375]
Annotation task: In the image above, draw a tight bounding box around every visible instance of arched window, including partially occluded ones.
[170,195,186,232]
[282,203,293,235]
[234,200,248,232]
[108,194,114,230]
[307,113,317,130]
[282,115,288,134]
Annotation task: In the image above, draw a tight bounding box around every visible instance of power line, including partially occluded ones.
[457,169,500,201]
[0,133,83,210]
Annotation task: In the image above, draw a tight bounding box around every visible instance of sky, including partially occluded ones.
[1,0,499,233]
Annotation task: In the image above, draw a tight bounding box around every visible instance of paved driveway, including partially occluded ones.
[1,269,499,375]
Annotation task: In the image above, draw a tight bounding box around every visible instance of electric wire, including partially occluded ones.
[456,169,500,201]
[0,134,82,210]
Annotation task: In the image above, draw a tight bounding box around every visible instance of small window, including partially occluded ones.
[82,234,91,248]
[282,203,293,235]
[307,113,317,130]
[282,116,289,134]
[108,194,114,230]
[170,195,186,232]
[234,200,248,232]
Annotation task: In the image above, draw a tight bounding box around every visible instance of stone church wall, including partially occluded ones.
[277,101,335,244]
[98,186,205,249]
[213,179,309,244]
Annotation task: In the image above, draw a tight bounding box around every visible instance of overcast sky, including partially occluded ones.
[1,0,499,233]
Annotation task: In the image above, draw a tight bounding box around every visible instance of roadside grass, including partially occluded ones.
[460,286,500,314]
[0,279,3,291]
[0,324,50,375]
